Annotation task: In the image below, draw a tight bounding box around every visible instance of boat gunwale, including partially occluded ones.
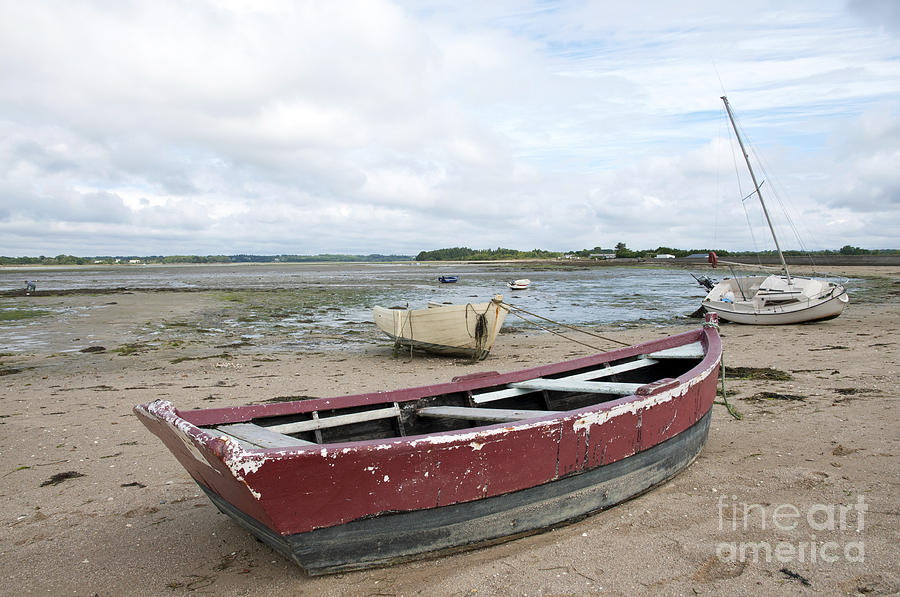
[372,299,510,316]
[139,325,721,454]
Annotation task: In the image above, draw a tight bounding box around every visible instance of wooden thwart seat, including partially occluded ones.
[470,386,532,404]
[470,357,659,404]
[217,423,315,449]
[267,404,402,435]
[548,357,659,382]
[417,406,561,423]
[509,379,643,395]
[645,342,704,359]
[217,404,404,448]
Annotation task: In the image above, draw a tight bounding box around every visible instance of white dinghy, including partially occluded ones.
[373,295,510,359]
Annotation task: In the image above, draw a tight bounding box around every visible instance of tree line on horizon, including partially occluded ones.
[0,253,412,266]
[414,244,898,261]
[0,245,895,266]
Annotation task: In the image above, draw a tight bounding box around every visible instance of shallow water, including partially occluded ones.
[0,262,865,353]
[1,262,708,323]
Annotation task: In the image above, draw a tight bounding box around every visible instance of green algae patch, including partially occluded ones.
[113,342,153,356]
[0,308,48,322]
[746,391,806,402]
[170,352,233,364]
[726,366,792,381]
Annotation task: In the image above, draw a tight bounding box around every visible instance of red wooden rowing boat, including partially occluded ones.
[135,313,722,575]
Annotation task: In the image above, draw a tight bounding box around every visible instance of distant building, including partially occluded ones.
[655,254,675,259]
[589,253,616,260]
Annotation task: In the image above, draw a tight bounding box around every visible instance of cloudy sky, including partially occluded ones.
[1,0,898,257]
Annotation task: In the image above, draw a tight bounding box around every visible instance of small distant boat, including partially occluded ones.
[437,275,459,283]
[507,278,531,290]
[697,96,848,325]
[134,314,722,575]
[373,295,509,359]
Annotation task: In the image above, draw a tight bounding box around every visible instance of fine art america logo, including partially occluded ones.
[716,495,867,564]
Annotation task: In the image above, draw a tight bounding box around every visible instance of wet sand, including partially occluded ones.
[1,266,898,596]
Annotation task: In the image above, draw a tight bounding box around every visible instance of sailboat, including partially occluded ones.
[699,96,849,325]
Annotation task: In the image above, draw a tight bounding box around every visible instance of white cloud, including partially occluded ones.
[0,0,898,256]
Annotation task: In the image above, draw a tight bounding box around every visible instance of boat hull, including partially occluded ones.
[704,292,847,324]
[373,298,509,358]
[202,410,710,575]
[134,319,721,575]
[701,275,848,325]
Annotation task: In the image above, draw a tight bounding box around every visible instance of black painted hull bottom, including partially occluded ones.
[201,410,712,575]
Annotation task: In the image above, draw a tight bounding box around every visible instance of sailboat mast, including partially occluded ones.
[720,96,791,283]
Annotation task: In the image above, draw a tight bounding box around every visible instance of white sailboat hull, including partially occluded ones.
[373,297,510,358]
[701,274,848,325]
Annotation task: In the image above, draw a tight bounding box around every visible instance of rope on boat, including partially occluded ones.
[502,302,631,349]
[708,258,848,286]
[715,353,742,420]
[466,302,491,361]
[393,303,415,362]
[705,320,741,420]
[394,300,494,362]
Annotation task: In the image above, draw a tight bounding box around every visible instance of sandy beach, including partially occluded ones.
[1,266,898,596]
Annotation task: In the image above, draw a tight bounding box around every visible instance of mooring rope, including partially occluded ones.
[502,303,631,348]
[703,318,741,420]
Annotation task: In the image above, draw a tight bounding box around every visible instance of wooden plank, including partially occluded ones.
[217,423,315,449]
[417,406,561,423]
[471,386,533,404]
[311,412,324,444]
[645,341,704,359]
[509,379,642,395]
[268,405,401,435]
[471,358,658,404]
[213,431,257,450]
[549,358,659,383]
